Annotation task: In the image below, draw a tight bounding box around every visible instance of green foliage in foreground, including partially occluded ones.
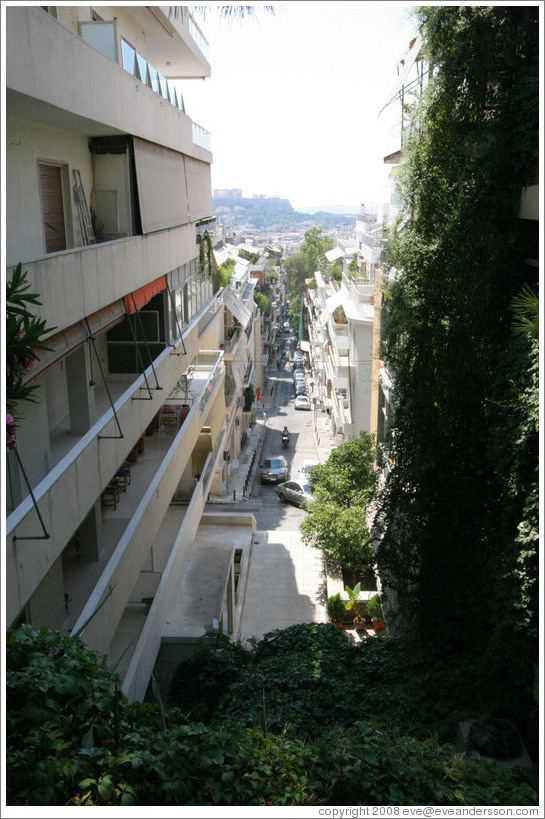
[6,625,537,806]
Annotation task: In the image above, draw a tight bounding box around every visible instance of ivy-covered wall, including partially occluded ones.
[376,4,539,734]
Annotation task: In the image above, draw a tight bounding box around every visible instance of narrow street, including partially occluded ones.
[244,363,319,529]
[231,347,331,642]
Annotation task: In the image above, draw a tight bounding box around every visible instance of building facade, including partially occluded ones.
[5,5,261,701]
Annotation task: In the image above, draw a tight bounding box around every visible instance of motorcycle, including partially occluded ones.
[282,433,290,449]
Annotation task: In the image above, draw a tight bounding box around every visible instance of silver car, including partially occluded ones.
[259,455,289,485]
[275,479,314,508]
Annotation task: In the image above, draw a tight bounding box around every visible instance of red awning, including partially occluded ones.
[125,276,167,314]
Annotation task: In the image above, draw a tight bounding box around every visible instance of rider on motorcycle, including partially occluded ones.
[282,426,290,447]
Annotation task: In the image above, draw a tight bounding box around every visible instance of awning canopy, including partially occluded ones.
[223,286,252,328]
[379,34,423,115]
[125,275,167,314]
[325,247,344,263]
[318,290,343,326]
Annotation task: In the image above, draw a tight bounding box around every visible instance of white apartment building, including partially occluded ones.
[307,267,375,443]
[5,5,261,701]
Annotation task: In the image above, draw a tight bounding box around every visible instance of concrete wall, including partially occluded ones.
[6,225,199,336]
[123,510,256,702]
[6,117,90,265]
[350,322,374,434]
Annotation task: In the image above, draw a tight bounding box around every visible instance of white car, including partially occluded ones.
[294,395,311,411]
[275,480,314,508]
[299,459,320,480]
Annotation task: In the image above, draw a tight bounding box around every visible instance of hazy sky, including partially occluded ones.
[181,2,419,211]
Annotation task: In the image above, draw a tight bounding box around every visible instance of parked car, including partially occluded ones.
[299,459,320,481]
[294,395,311,411]
[275,479,314,508]
[293,369,306,380]
[259,456,289,484]
[294,383,307,396]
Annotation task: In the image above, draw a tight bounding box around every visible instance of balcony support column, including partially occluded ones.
[66,345,94,434]
[78,502,101,561]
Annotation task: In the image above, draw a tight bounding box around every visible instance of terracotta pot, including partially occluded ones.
[372,619,385,631]
[354,620,366,632]
[331,620,344,630]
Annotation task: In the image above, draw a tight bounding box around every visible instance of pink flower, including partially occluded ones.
[16,330,25,342]
[6,413,15,426]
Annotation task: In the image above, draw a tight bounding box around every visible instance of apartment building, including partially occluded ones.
[307,263,375,444]
[5,5,261,701]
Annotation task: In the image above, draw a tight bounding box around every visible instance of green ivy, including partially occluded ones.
[6,625,537,805]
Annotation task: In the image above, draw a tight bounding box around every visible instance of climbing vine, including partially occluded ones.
[375,4,539,711]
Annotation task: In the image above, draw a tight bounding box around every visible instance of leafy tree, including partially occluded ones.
[301,432,377,577]
[218,257,235,288]
[284,228,334,324]
[254,291,270,314]
[330,265,342,282]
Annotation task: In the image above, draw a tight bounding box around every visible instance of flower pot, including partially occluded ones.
[354,619,366,632]
[372,618,385,631]
[331,620,344,630]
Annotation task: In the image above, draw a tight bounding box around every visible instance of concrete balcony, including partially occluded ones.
[6,6,211,162]
[5,343,224,627]
[66,357,226,662]
[6,225,199,336]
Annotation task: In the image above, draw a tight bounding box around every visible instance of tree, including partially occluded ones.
[284,228,334,325]
[218,257,235,289]
[301,432,377,577]
[254,291,270,314]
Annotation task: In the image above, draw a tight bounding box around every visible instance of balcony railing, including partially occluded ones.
[121,37,185,112]
[189,14,209,60]
[192,122,212,151]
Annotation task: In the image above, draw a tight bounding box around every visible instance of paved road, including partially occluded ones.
[247,364,319,529]
[237,357,329,642]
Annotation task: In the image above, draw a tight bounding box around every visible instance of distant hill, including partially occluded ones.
[213,195,294,215]
[297,204,359,215]
[213,194,355,231]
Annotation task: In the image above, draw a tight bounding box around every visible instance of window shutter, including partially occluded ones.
[39,164,67,253]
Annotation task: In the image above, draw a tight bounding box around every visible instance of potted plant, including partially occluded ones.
[345,583,366,631]
[367,593,385,631]
[326,593,346,629]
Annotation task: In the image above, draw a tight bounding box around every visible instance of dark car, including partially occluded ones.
[259,456,289,484]
[294,383,307,396]
[275,479,314,508]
